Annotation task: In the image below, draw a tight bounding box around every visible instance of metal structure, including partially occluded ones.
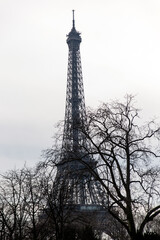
[56,11,105,208]
[62,10,87,155]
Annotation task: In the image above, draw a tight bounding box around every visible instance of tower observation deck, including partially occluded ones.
[56,11,106,209]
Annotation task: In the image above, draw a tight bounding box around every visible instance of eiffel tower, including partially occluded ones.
[56,10,106,213]
[41,12,125,239]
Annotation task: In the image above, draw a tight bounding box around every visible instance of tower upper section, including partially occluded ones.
[66,10,81,51]
[62,10,86,155]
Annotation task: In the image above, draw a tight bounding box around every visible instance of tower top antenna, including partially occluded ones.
[72,10,75,28]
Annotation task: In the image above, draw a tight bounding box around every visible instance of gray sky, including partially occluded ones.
[0,0,160,172]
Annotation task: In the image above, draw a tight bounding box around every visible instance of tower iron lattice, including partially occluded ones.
[56,11,105,208]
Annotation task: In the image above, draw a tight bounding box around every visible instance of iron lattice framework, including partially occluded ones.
[56,11,105,207]
[63,13,86,154]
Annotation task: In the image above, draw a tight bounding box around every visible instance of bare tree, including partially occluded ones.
[21,167,48,240]
[0,169,30,240]
[74,95,160,240]
[0,167,50,240]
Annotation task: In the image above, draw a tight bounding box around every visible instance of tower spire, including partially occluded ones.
[72,9,75,28]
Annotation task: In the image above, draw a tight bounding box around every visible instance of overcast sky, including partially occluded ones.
[0,0,160,172]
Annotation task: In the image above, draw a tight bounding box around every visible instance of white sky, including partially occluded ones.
[0,0,160,171]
